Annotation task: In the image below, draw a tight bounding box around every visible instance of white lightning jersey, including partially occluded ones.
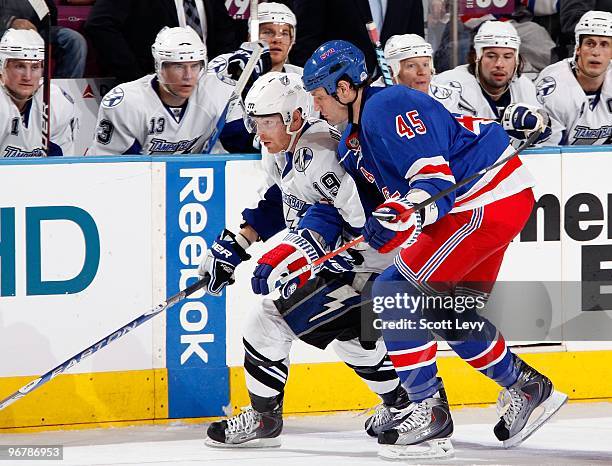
[536,59,612,145]
[88,73,234,155]
[435,64,563,145]
[371,76,471,114]
[253,119,395,273]
[0,84,77,157]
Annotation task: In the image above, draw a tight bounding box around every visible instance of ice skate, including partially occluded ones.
[364,385,410,437]
[494,358,568,448]
[205,405,283,448]
[377,381,454,460]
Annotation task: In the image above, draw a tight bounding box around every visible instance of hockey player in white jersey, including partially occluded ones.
[382,34,468,114]
[536,11,612,145]
[209,3,302,78]
[88,26,237,155]
[208,2,301,153]
[0,28,77,157]
[200,72,407,447]
[435,20,558,146]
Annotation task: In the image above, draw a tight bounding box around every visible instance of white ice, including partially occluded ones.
[1,402,611,466]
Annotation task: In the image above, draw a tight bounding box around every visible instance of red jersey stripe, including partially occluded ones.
[389,342,438,368]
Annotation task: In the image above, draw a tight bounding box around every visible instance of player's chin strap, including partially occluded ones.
[572,57,607,80]
[332,83,363,124]
[285,113,308,152]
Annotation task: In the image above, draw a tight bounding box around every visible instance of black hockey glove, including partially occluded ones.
[199,229,251,296]
[227,41,272,99]
[502,103,552,144]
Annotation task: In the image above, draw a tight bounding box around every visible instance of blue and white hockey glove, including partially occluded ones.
[363,198,422,253]
[198,229,251,296]
[227,41,271,98]
[252,229,353,299]
[502,103,552,143]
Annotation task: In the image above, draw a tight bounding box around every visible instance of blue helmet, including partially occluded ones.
[302,40,369,95]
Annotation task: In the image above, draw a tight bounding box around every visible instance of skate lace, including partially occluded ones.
[365,403,393,430]
[226,406,260,435]
[393,401,429,434]
[496,388,525,425]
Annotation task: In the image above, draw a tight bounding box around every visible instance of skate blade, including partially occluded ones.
[205,436,281,448]
[503,390,568,449]
[378,438,454,461]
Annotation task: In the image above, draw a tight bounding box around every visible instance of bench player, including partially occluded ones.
[536,11,612,145]
[208,2,301,153]
[0,28,77,157]
[380,33,467,114]
[88,26,239,155]
[435,20,558,146]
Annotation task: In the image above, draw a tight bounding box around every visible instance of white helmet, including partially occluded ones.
[384,34,435,76]
[474,20,521,60]
[151,26,207,78]
[0,29,45,71]
[244,72,312,135]
[574,11,612,59]
[251,2,297,42]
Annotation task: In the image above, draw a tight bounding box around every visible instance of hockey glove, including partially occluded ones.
[322,237,360,274]
[198,229,251,296]
[252,229,338,299]
[363,198,422,253]
[227,41,271,99]
[502,103,552,143]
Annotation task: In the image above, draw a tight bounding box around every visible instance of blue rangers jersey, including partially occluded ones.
[339,85,534,219]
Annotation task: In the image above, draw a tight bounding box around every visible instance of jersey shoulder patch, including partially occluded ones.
[102,87,125,108]
[294,146,314,172]
[208,54,229,74]
[430,83,453,100]
[536,76,557,104]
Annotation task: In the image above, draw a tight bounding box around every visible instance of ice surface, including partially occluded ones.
[1,402,611,465]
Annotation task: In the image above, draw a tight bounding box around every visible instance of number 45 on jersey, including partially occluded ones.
[396,111,427,139]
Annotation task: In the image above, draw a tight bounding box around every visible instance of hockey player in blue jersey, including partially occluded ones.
[301,40,567,460]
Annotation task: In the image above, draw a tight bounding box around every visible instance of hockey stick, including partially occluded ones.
[201,42,264,153]
[275,130,542,289]
[366,22,393,87]
[28,0,51,156]
[0,276,209,411]
[249,0,259,42]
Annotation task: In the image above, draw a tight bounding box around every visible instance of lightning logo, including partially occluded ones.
[308,285,360,322]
